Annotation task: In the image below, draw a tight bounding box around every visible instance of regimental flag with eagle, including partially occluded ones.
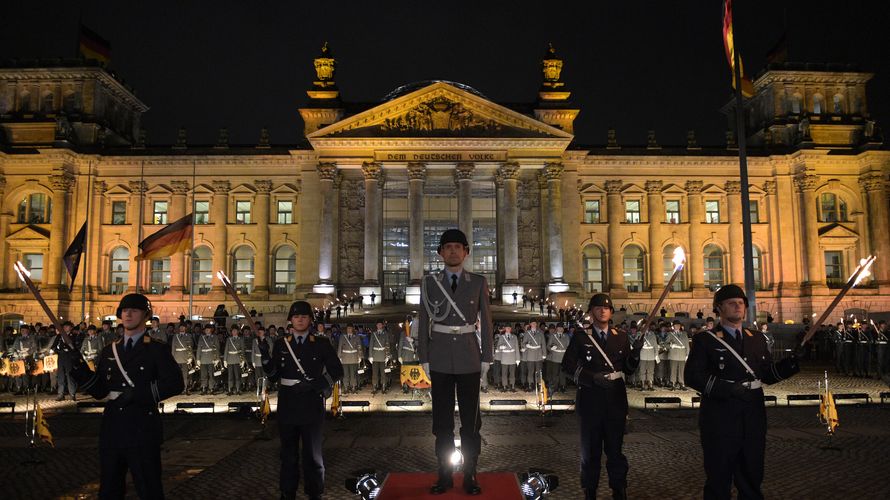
[136,213,193,261]
[722,0,755,97]
[35,401,54,447]
[260,392,271,425]
[537,379,550,407]
[819,390,839,435]
[78,24,111,65]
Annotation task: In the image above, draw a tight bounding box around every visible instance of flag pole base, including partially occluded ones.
[819,432,841,451]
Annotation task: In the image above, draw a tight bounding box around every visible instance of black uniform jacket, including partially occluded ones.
[561,327,640,420]
[264,333,344,426]
[685,326,799,435]
[71,334,184,448]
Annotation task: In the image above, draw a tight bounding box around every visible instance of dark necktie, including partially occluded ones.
[451,274,458,293]
[297,336,303,346]
[126,338,133,353]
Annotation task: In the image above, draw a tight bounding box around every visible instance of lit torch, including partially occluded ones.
[638,247,686,334]
[216,271,259,335]
[800,255,875,346]
[14,261,70,344]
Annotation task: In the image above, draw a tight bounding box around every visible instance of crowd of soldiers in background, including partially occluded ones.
[3,307,888,400]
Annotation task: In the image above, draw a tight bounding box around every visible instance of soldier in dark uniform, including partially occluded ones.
[58,293,183,499]
[562,293,641,500]
[258,301,343,500]
[685,285,800,500]
[418,229,494,496]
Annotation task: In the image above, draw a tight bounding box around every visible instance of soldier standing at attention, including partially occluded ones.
[257,301,343,500]
[171,323,194,394]
[224,325,246,395]
[497,325,519,392]
[197,324,220,394]
[58,293,183,499]
[667,320,689,390]
[523,320,546,390]
[418,229,494,496]
[685,284,800,500]
[79,325,103,371]
[337,324,362,394]
[545,324,569,392]
[368,321,391,394]
[561,293,642,500]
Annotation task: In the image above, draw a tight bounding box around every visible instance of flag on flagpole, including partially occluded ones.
[63,221,88,293]
[35,401,54,447]
[261,392,271,424]
[136,213,193,261]
[819,390,839,434]
[78,24,111,65]
[722,0,754,98]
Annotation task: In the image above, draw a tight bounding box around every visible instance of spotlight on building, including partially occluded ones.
[450,447,464,471]
[519,469,559,500]
[345,469,381,500]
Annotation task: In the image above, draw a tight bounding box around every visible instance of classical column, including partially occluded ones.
[499,162,520,283]
[860,173,890,284]
[316,162,337,289]
[47,172,74,290]
[544,162,565,286]
[725,180,744,284]
[89,180,107,295]
[646,180,664,291]
[254,180,273,294]
[0,175,8,289]
[407,162,426,284]
[128,181,146,292]
[686,180,705,289]
[210,180,230,293]
[794,173,823,286]
[168,180,189,293]
[605,180,624,292]
[360,162,383,284]
[494,171,506,289]
[763,180,778,289]
[456,162,475,271]
[538,172,550,283]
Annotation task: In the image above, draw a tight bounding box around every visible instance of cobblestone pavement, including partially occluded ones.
[2,397,889,499]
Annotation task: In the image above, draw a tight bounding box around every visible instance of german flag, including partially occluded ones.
[79,24,111,65]
[722,0,754,98]
[136,213,193,261]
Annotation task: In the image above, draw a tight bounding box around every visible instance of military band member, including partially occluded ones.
[171,323,195,394]
[59,293,184,499]
[337,325,362,393]
[11,324,37,394]
[54,321,78,401]
[251,326,273,390]
[257,301,343,500]
[855,324,872,377]
[562,293,641,500]
[497,326,519,392]
[545,324,569,392]
[875,320,889,380]
[224,326,246,395]
[418,229,494,496]
[80,325,103,370]
[841,321,855,375]
[636,327,658,391]
[518,325,529,389]
[667,320,689,390]
[523,320,545,390]
[685,284,800,500]
[197,324,220,394]
[368,321,390,394]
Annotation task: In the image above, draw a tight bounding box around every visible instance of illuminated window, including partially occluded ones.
[23,253,44,283]
[819,193,847,222]
[584,200,600,223]
[752,246,763,290]
[17,193,51,224]
[625,200,641,223]
[749,200,760,223]
[235,201,252,224]
[191,246,211,295]
[153,201,168,224]
[703,244,724,291]
[665,200,680,223]
[472,187,497,287]
[109,247,129,295]
[705,200,720,223]
[813,94,824,115]
[582,245,604,293]
[194,201,209,224]
[149,258,170,295]
[825,251,844,288]
[833,94,844,114]
[273,246,297,294]
[233,246,255,294]
[623,245,645,292]
[277,201,293,224]
[111,201,127,225]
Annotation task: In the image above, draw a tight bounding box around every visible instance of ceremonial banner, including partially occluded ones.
[7,360,26,376]
[0,358,8,375]
[35,402,54,447]
[42,354,59,373]
[32,359,45,376]
[400,363,431,389]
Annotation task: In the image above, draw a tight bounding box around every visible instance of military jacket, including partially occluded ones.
[368,330,390,362]
[545,333,569,363]
[224,336,245,364]
[561,327,640,418]
[667,330,690,361]
[80,335,104,361]
[171,333,194,364]
[264,334,343,425]
[496,333,519,364]
[399,336,420,363]
[336,334,362,364]
[523,329,546,362]
[197,334,220,364]
[12,335,37,360]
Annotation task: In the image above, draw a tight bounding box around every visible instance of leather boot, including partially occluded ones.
[612,484,628,500]
[429,463,452,495]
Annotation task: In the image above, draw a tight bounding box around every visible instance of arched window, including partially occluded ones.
[819,193,848,222]
[16,193,51,224]
[623,245,645,292]
[833,94,844,114]
[752,246,763,290]
[663,245,686,291]
[149,258,170,295]
[582,245,604,293]
[233,246,255,294]
[273,246,297,294]
[812,94,824,115]
[703,244,724,291]
[109,247,129,295]
[791,93,802,114]
[191,246,212,295]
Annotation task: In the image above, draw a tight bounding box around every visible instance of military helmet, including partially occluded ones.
[287,300,313,320]
[712,284,748,313]
[587,293,614,312]
[116,293,152,319]
[437,228,469,253]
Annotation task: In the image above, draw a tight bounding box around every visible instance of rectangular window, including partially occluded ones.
[235,201,252,224]
[584,200,600,223]
[149,258,170,294]
[825,251,844,288]
[23,253,44,283]
[111,201,127,225]
[625,200,641,223]
[705,200,720,223]
[749,200,760,223]
[194,201,209,224]
[665,200,680,223]
[153,201,168,225]
[277,200,293,224]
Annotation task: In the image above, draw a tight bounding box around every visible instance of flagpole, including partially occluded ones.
[188,160,196,321]
[136,160,145,293]
[81,161,93,321]
[731,17,758,325]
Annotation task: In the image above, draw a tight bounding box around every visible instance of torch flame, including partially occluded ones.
[216,270,229,284]
[672,247,686,270]
[14,261,31,280]
[852,256,874,287]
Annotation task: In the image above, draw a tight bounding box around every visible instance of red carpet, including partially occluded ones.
[377,472,523,499]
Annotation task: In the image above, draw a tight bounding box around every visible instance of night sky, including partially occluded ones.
[4,0,890,147]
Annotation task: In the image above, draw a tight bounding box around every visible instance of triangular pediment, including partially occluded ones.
[308,82,573,141]
[818,223,859,238]
[7,225,50,242]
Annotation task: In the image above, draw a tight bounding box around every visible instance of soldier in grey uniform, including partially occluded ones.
[368,321,390,394]
[475,326,489,392]
[224,326,246,395]
[545,324,569,392]
[523,320,546,390]
[667,320,690,390]
[197,324,221,394]
[337,325,362,393]
[251,326,273,392]
[418,229,494,496]
[99,320,116,346]
[148,318,167,344]
[399,328,422,393]
[637,327,658,391]
[497,326,519,391]
[171,323,195,394]
[518,325,529,389]
[80,325,103,369]
[11,325,37,394]
[491,328,502,390]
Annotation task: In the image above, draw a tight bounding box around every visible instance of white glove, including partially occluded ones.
[516,360,521,366]
[224,361,228,368]
[542,355,547,360]
[398,357,403,364]
[422,362,430,375]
